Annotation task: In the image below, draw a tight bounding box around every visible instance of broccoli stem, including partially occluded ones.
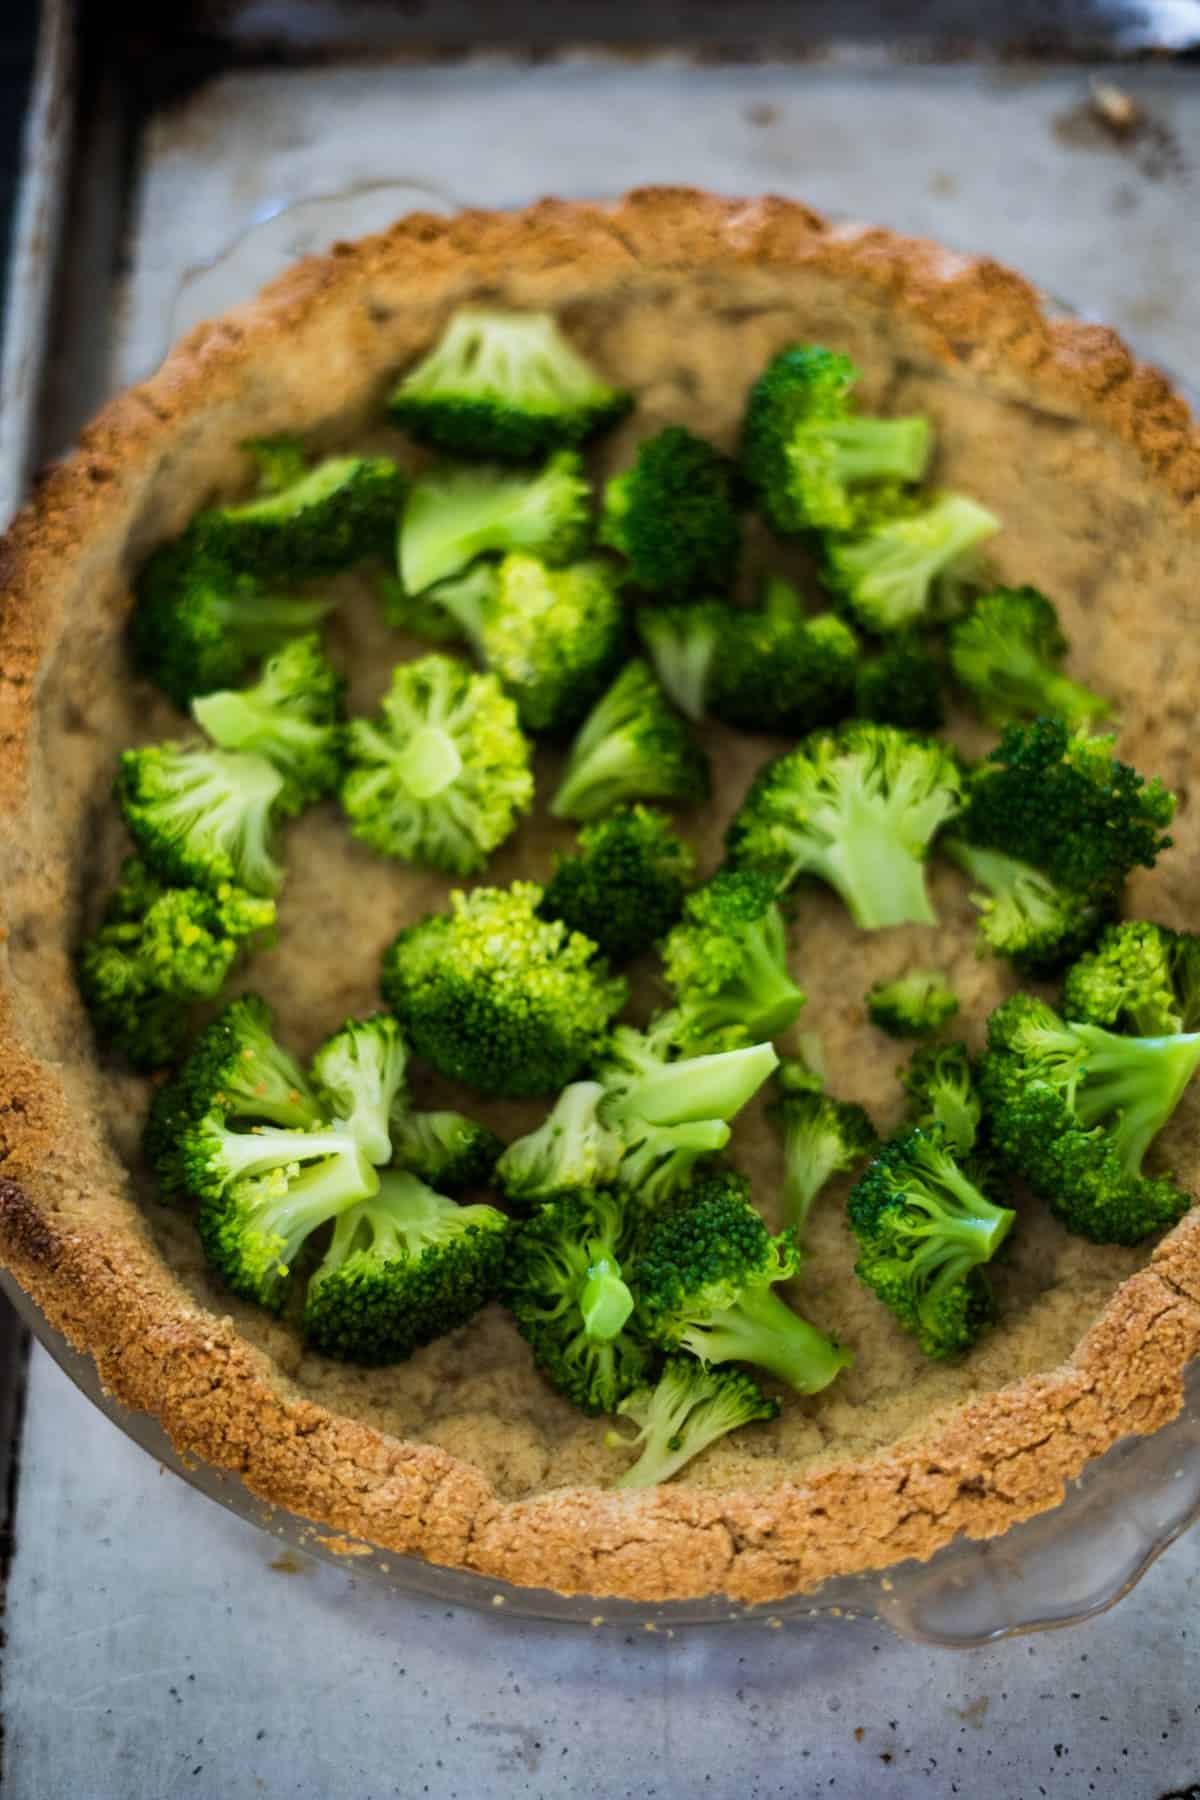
[810,417,930,486]
[579,1259,636,1341]
[827,806,937,929]
[1070,1025,1200,1176]
[613,1040,779,1127]
[391,726,465,799]
[550,732,650,821]
[682,1285,849,1394]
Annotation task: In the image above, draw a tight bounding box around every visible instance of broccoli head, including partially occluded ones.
[1062,921,1200,1038]
[855,634,945,732]
[660,869,806,1050]
[866,968,960,1039]
[942,839,1113,976]
[948,585,1109,730]
[388,307,631,460]
[725,722,964,930]
[309,1013,409,1166]
[767,1059,878,1232]
[116,742,285,896]
[608,1357,778,1488]
[822,491,999,634]
[494,1082,626,1209]
[398,451,591,595]
[549,659,710,823]
[899,1041,981,1157]
[190,455,406,581]
[191,634,345,816]
[539,806,696,964]
[599,426,741,599]
[340,653,533,875]
[740,345,931,533]
[389,1108,504,1193]
[381,881,627,1098]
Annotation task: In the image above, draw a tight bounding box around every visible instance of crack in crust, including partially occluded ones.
[0,188,1198,1604]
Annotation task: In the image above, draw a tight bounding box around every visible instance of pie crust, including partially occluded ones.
[1,188,1198,1605]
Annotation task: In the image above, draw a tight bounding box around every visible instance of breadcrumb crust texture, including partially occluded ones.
[1,189,1198,1604]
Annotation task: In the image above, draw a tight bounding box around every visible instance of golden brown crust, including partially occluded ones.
[1,187,1198,1605]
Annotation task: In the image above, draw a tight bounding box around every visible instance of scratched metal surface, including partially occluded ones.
[3,53,1200,1799]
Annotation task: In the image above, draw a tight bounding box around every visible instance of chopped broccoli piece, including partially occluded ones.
[190,455,406,581]
[340,653,533,875]
[899,1041,981,1157]
[377,568,475,642]
[660,869,806,1050]
[599,426,741,599]
[725,722,964,930]
[241,435,309,494]
[505,1189,649,1414]
[633,1171,850,1393]
[614,1119,733,1215]
[942,838,1113,976]
[822,492,999,634]
[130,539,332,710]
[303,1168,510,1363]
[389,1108,504,1193]
[608,1357,778,1488]
[381,881,626,1099]
[398,451,591,595]
[767,1057,878,1232]
[550,659,710,823]
[78,860,276,1072]
[494,1082,625,1209]
[855,633,944,732]
[1062,921,1200,1038]
[388,308,631,460]
[948,585,1109,729]
[540,806,696,965]
[847,1126,1016,1358]
[979,992,1200,1244]
[116,742,285,896]
[866,968,960,1039]
[191,634,344,815]
[740,345,931,533]
[309,1014,408,1166]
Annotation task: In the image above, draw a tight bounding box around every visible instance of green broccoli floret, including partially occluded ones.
[767,1057,878,1232]
[550,659,710,823]
[398,451,591,595]
[130,539,332,710]
[540,806,696,964]
[979,992,1200,1244]
[822,492,999,634]
[866,968,960,1039]
[599,427,741,599]
[388,308,631,461]
[899,1041,981,1156]
[240,435,309,494]
[190,455,406,581]
[505,1189,649,1414]
[381,882,627,1099]
[414,552,627,735]
[740,345,931,533]
[607,1356,779,1488]
[638,581,859,734]
[340,654,533,875]
[302,1168,510,1363]
[377,568,476,642]
[390,1108,503,1192]
[191,635,344,816]
[855,634,944,732]
[942,839,1113,976]
[309,1014,409,1166]
[847,1126,1016,1358]
[948,586,1109,730]
[1062,921,1200,1037]
[494,1082,626,1209]
[633,1171,850,1392]
[190,1113,379,1310]
[660,870,806,1050]
[725,723,964,930]
[116,742,285,897]
[77,861,276,1071]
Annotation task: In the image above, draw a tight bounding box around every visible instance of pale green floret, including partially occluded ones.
[822,493,999,634]
[866,968,960,1040]
[191,634,344,816]
[116,743,286,896]
[309,1014,409,1166]
[608,1357,779,1489]
[495,1082,626,1208]
[398,451,591,594]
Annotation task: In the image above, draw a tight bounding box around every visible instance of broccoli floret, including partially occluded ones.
[390,1108,504,1193]
[301,1168,510,1363]
[979,992,1200,1244]
[948,586,1109,729]
[633,1171,850,1393]
[607,1357,778,1488]
[116,742,285,897]
[191,635,344,816]
[190,455,406,581]
[418,552,627,736]
[899,1041,981,1157]
[740,345,931,533]
[942,839,1113,976]
[241,435,309,493]
[130,540,332,709]
[78,861,276,1071]
[494,1082,626,1208]
[190,1113,379,1310]
[309,1014,409,1166]
[377,568,475,642]
[540,806,696,964]
[614,1120,733,1216]
[398,451,591,595]
[855,634,944,732]
[550,659,710,823]
[822,492,999,634]
[639,581,859,735]
[505,1189,649,1414]
[660,870,806,1050]
[388,308,631,460]
[381,882,626,1099]
[767,1057,878,1233]
[725,723,964,930]
[1062,921,1200,1037]
[847,1126,1016,1358]
[866,969,960,1039]
[599,427,741,599]
[340,654,533,875]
